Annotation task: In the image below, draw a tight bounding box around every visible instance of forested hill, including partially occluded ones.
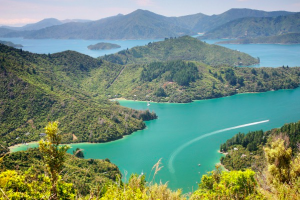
[102,36,259,66]
[200,12,300,39]
[104,60,300,103]
[220,120,300,172]
[0,44,157,155]
[217,33,300,44]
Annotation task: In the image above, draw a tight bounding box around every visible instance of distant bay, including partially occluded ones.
[0,37,300,67]
[12,87,300,193]
[203,39,300,67]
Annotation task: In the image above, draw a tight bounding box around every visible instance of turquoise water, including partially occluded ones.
[13,88,300,193]
[6,36,300,193]
[1,37,300,67]
[203,39,300,67]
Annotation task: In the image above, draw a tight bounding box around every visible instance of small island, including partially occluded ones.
[0,40,23,48]
[87,42,121,50]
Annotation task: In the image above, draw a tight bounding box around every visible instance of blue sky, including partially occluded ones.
[1,0,300,26]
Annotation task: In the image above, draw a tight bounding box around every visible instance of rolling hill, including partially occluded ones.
[0,44,157,154]
[102,36,259,66]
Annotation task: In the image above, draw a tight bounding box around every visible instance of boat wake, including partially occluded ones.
[168,120,269,173]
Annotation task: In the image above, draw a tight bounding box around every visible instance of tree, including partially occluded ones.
[191,165,263,199]
[39,121,70,200]
[155,87,167,97]
[73,148,84,158]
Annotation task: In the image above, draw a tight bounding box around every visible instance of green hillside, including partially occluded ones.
[0,44,157,153]
[103,36,259,66]
[1,148,120,196]
[201,12,300,39]
[104,60,300,103]
[217,33,300,44]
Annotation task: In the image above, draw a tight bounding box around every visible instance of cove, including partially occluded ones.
[12,87,300,193]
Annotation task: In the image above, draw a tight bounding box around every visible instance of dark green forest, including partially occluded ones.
[220,120,300,171]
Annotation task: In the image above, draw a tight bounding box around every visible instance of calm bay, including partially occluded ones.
[7,37,300,193]
[12,88,300,193]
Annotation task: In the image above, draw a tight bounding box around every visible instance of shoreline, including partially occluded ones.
[216,162,229,172]
[110,87,298,104]
[217,150,229,171]
[9,141,39,151]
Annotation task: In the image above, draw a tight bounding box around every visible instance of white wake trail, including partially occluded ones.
[168,120,269,173]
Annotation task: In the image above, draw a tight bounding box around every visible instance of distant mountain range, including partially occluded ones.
[0,8,296,40]
[200,12,300,39]
[0,18,92,31]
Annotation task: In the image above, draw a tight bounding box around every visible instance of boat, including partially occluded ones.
[147,101,150,106]
[198,164,201,166]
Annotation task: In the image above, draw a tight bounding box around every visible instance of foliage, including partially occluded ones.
[0,169,75,199]
[220,130,267,152]
[39,121,70,199]
[1,148,121,197]
[220,121,300,172]
[191,165,264,200]
[100,174,185,200]
[261,138,300,199]
[103,36,259,66]
[73,147,84,158]
[264,139,292,185]
[141,61,199,86]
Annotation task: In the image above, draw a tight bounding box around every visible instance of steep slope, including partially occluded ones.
[102,36,259,66]
[201,12,300,39]
[0,44,156,152]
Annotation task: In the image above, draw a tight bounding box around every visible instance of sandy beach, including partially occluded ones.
[9,141,39,151]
